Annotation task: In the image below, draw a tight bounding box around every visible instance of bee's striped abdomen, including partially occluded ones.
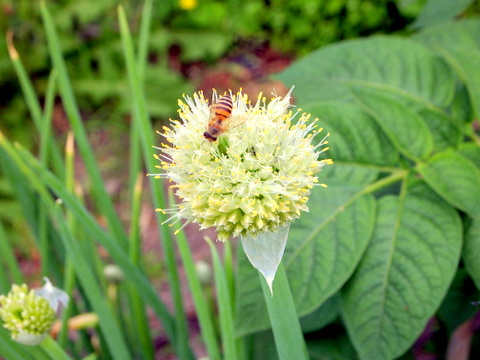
[213,95,233,120]
[204,94,233,142]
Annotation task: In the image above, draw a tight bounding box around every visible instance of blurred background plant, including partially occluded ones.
[1,0,438,142]
[0,0,430,263]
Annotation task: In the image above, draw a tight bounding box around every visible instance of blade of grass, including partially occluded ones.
[128,0,152,196]
[39,0,129,251]
[6,31,63,177]
[38,69,57,276]
[223,239,235,309]
[0,133,177,350]
[118,5,193,359]
[130,173,143,265]
[224,240,247,358]
[175,226,221,359]
[39,69,57,165]
[126,173,154,360]
[259,262,308,360]
[136,0,153,81]
[0,248,11,294]
[206,237,237,360]
[0,149,39,241]
[53,202,131,359]
[0,220,24,287]
[58,133,90,356]
[40,336,73,360]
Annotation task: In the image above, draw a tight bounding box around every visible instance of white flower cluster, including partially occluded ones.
[0,278,68,345]
[154,88,332,242]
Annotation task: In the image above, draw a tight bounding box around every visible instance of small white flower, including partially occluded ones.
[0,278,69,345]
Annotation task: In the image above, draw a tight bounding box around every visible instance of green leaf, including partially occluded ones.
[303,101,398,187]
[414,18,480,119]
[341,181,462,360]
[444,50,480,121]
[300,294,340,333]
[437,269,479,334]
[410,0,474,30]
[351,88,433,160]
[463,217,480,289]
[306,333,357,360]
[277,37,456,108]
[307,102,399,167]
[235,185,376,336]
[417,107,463,151]
[458,143,480,165]
[417,150,480,217]
[414,18,480,51]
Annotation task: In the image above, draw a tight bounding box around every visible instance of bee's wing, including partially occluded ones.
[224,114,248,131]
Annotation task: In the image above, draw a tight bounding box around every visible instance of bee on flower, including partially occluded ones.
[152,87,332,242]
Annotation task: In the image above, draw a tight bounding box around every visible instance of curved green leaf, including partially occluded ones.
[415,18,480,119]
[340,181,462,360]
[417,107,463,151]
[277,37,456,108]
[235,185,376,336]
[411,0,474,30]
[458,143,480,165]
[417,150,480,217]
[352,88,433,160]
[414,18,480,52]
[285,187,376,315]
[304,101,398,186]
[300,294,340,333]
[307,102,399,167]
[463,217,480,289]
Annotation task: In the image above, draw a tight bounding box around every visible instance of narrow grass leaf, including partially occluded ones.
[0,220,23,286]
[206,237,236,360]
[40,336,73,360]
[175,228,221,360]
[40,0,129,250]
[53,204,131,359]
[118,6,193,359]
[0,136,177,350]
[38,70,57,276]
[127,174,154,360]
[6,31,64,176]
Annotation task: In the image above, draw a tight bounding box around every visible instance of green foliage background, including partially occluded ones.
[235,17,480,360]
[0,0,420,140]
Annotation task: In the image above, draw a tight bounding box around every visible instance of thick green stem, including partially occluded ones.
[41,336,73,360]
[259,262,308,360]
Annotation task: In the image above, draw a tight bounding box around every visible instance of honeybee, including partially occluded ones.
[204,94,234,142]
